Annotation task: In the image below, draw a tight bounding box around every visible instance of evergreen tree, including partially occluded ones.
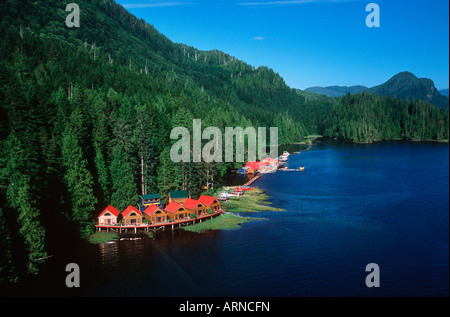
[61,126,97,238]
[109,142,138,211]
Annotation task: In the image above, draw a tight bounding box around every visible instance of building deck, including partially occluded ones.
[95,209,225,232]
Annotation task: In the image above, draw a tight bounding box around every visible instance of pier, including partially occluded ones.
[243,174,261,186]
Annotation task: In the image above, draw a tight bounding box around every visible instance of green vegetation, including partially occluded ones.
[222,187,285,213]
[0,0,448,284]
[323,92,449,143]
[184,187,276,232]
[88,231,119,244]
[182,213,255,233]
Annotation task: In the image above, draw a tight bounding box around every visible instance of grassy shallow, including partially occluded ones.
[183,187,278,233]
[182,213,256,233]
[88,231,119,244]
[221,187,285,213]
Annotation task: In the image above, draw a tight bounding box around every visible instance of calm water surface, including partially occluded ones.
[15,140,450,297]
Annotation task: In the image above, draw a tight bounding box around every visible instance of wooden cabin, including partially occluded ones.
[198,195,221,213]
[183,198,207,217]
[97,205,120,225]
[138,193,162,212]
[168,190,188,204]
[164,202,189,221]
[144,205,167,224]
[122,205,143,225]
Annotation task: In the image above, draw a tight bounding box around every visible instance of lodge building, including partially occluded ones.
[144,205,167,224]
[168,190,189,204]
[138,193,163,212]
[98,205,121,225]
[122,205,143,225]
[96,193,221,226]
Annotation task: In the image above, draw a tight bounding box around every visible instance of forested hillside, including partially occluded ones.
[367,72,449,110]
[0,0,448,284]
[323,92,449,143]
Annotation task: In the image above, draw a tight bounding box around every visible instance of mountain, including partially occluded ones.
[439,89,449,97]
[306,71,449,109]
[367,72,449,109]
[305,85,368,97]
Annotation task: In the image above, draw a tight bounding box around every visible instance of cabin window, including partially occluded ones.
[130,212,136,217]
[104,212,112,216]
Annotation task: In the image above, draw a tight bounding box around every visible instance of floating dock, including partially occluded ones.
[280,168,305,172]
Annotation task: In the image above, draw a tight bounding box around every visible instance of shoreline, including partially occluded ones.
[330,137,449,144]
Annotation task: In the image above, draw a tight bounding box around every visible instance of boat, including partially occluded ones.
[279,155,288,162]
[279,151,290,162]
[299,167,305,171]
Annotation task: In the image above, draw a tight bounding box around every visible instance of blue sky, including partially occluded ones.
[116,0,449,90]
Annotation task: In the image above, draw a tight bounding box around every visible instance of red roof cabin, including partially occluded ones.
[198,195,221,213]
[183,198,207,217]
[122,205,143,225]
[98,205,120,225]
[164,202,189,221]
[144,205,167,224]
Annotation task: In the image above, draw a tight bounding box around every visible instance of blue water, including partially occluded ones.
[11,140,449,297]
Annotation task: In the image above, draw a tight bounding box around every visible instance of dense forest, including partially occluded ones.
[0,0,448,285]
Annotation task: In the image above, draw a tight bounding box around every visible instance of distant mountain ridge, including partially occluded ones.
[306,71,449,109]
[305,85,368,97]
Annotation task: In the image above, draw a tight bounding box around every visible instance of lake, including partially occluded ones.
[9,140,449,297]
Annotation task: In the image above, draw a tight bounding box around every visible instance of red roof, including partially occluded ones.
[198,195,217,206]
[245,161,264,169]
[98,205,120,218]
[144,204,162,216]
[183,198,202,210]
[164,201,182,213]
[122,205,142,218]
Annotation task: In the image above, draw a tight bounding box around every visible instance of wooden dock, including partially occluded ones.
[243,174,261,186]
[280,168,305,172]
[95,209,225,233]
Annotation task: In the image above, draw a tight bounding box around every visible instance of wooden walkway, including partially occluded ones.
[243,174,261,186]
[95,209,225,233]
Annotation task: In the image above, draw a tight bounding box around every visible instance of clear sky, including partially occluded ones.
[116,0,449,90]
